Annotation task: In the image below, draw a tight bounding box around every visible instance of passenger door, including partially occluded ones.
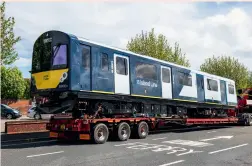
[114,54,130,95]
[220,80,227,105]
[161,66,172,99]
[196,74,205,102]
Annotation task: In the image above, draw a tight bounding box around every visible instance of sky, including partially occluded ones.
[4,2,252,78]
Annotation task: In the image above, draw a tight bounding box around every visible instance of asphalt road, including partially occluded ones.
[1,126,251,166]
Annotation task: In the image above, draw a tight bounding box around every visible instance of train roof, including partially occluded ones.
[67,32,235,84]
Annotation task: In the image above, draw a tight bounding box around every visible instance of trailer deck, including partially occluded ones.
[46,115,239,144]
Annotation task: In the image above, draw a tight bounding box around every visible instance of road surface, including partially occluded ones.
[1,126,251,166]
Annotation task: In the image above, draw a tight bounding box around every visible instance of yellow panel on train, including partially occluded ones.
[32,68,68,89]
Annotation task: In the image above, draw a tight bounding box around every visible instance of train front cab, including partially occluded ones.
[30,31,71,94]
[30,30,81,115]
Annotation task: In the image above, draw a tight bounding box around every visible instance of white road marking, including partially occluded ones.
[162,139,213,147]
[114,142,202,156]
[152,137,167,140]
[200,136,233,142]
[159,160,185,166]
[1,140,56,147]
[207,131,217,133]
[241,127,248,130]
[27,151,64,158]
[208,143,249,154]
[114,142,143,146]
[176,149,203,156]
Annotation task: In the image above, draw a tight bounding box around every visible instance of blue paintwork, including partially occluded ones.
[196,74,205,102]
[204,99,222,104]
[172,68,197,101]
[69,38,81,91]
[130,57,161,97]
[91,46,114,93]
[79,44,91,91]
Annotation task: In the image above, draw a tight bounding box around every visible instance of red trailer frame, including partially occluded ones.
[46,114,238,144]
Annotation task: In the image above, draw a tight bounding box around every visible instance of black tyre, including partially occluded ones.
[136,121,149,139]
[117,122,131,141]
[92,123,109,144]
[34,113,41,120]
[245,118,251,126]
[6,113,13,119]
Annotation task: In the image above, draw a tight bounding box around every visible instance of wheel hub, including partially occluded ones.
[121,127,128,138]
[97,129,105,141]
[141,126,146,136]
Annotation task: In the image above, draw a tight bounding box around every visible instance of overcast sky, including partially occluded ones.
[5,2,252,78]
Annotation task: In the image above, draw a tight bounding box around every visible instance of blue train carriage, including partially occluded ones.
[30,30,237,118]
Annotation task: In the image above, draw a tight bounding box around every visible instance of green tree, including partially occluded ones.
[126,28,190,67]
[247,71,252,87]
[1,66,26,99]
[23,78,31,99]
[0,1,21,65]
[200,55,249,89]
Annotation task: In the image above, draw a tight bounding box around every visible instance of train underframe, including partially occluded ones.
[37,91,238,144]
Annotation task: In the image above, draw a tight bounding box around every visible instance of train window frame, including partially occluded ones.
[101,53,109,71]
[178,72,192,87]
[207,78,218,91]
[51,44,68,70]
[81,45,90,69]
[135,61,157,81]
[162,68,171,83]
[116,56,128,75]
[228,84,235,94]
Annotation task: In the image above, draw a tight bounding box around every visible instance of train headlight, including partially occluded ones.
[60,72,68,83]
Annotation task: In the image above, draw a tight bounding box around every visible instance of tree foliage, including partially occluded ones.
[200,55,249,89]
[1,66,26,99]
[247,71,252,87]
[0,1,21,65]
[126,28,190,67]
[23,78,31,99]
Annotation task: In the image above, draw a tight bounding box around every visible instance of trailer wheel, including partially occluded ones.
[136,121,149,139]
[117,122,131,141]
[245,118,251,126]
[92,123,109,144]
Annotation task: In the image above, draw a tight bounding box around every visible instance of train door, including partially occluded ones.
[220,80,227,105]
[196,74,205,102]
[161,66,172,99]
[114,54,130,95]
[80,44,91,91]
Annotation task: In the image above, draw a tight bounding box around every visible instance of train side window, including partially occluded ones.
[116,57,128,75]
[101,53,109,71]
[135,62,157,80]
[162,68,170,83]
[228,84,234,94]
[81,46,90,69]
[178,72,192,86]
[207,79,218,91]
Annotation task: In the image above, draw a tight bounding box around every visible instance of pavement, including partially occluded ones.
[1,125,251,166]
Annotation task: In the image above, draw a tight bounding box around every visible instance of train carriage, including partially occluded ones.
[30,30,237,114]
